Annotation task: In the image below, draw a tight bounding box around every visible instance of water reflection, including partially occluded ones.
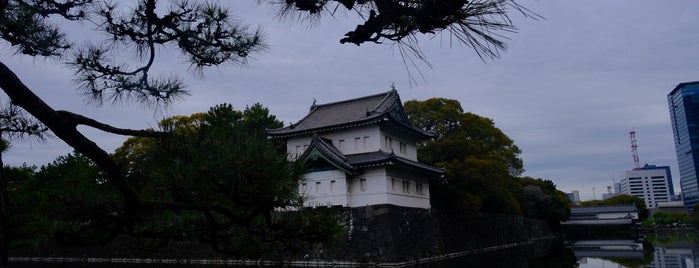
[572,234,698,268]
[8,234,699,268]
[429,234,697,267]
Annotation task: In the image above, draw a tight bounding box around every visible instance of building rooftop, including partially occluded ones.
[267,90,433,139]
[299,134,445,177]
[570,205,638,214]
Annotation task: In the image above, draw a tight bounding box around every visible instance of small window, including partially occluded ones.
[303,144,309,151]
[360,179,367,192]
[315,181,321,193]
[330,180,336,193]
[339,140,345,150]
[296,145,302,155]
[391,178,395,191]
[354,137,361,149]
[363,136,370,148]
[301,182,308,192]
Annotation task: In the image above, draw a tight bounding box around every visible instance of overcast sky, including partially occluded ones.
[3,1,699,201]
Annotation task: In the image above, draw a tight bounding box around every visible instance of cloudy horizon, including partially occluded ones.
[3,1,698,201]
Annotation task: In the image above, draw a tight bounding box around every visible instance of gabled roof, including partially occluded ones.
[347,151,445,177]
[297,135,445,178]
[299,135,356,174]
[267,90,433,139]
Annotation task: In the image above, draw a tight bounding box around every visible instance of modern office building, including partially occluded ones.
[619,164,674,209]
[567,191,580,204]
[668,81,699,210]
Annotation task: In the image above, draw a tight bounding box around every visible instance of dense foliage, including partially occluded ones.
[404,98,569,223]
[642,212,693,228]
[579,194,649,220]
[0,1,533,263]
[7,156,118,249]
[7,104,342,257]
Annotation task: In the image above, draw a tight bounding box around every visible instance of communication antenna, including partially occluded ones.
[629,128,640,169]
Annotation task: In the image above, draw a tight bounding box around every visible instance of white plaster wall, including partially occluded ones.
[348,167,389,207]
[385,171,431,209]
[300,170,349,207]
[285,126,382,160]
[380,131,417,161]
[345,167,432,209]
[597,212,639,220]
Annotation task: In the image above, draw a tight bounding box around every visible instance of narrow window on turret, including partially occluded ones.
[315,181,321,193]
[363,136,369,148]
[330,180,336,193]
[391,178,395,191]
[354,137,361,149]
[360,179,367,191]
[339,139,345,150]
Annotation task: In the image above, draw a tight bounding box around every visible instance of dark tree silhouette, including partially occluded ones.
[0,0,533,263]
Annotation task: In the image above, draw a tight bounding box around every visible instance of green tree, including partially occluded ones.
[111,103,338,256]
[7,153,119,249]
[0,1,531,263]
[0,103,47,266]
[404,98,524,214]
[579,194,649,220]
[516,177,570,224]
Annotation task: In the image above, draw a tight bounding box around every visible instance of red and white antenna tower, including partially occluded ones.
[629,128,640,169]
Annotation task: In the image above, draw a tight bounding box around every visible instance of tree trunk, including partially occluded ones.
[0,60,140,238]
[0,132,8,268]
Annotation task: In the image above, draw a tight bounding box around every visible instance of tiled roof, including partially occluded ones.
[267,90,433,138]
[299,135,356,173]
[570,205,638,214]
[346,151,445,176]
[297,135,444,177]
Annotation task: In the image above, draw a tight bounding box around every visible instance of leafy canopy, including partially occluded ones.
[404,97,523,214]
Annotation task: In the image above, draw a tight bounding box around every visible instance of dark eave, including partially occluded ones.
[346,151,445,177]
[298,135,356,174]
[267,89,436,140]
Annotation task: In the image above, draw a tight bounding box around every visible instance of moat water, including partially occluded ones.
[9,233,699,267]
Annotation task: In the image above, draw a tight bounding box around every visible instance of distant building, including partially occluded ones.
[602,185,618,200]
[565,205,639,225]
[619,164,674,209]
[567,191,581,204]
[652,201,686,214]
[267,90,444,209]
[668,81,699,210]
[601,192,618,200]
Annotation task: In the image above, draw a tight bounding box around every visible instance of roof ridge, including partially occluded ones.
[314,90,393,108]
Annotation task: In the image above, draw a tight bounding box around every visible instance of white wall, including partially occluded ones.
[598,212,638,220]
[346,167,431,209]
[285,125,421,161]
[286,126,381,160]
[379,131,417,161]
[620,168,671,208]
[300,170,349,207]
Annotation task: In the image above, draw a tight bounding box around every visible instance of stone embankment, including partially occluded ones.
[10,204,559,266]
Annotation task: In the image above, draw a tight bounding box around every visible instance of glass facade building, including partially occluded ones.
[668,81,699,210]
